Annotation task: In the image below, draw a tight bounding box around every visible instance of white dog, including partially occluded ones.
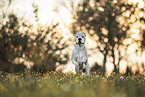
[71,32,90,75]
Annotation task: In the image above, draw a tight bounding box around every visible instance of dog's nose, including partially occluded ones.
[78,38,82,40]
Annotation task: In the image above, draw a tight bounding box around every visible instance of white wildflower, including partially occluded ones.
[120,76,124,79]
[96,75,99,78]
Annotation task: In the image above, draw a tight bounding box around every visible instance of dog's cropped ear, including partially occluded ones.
[82,31,86,36]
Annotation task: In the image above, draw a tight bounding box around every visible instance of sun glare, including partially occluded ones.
[130,0,144,8]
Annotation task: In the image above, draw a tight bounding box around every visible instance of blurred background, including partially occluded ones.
[0,0,145,75]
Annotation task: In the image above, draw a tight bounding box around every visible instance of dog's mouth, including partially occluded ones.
[76,42,84,45]
[76,38,84,46]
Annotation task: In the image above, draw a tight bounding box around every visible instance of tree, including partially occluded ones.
[0,14,28,73]
[72,0,135,74]
[0,3,69,73]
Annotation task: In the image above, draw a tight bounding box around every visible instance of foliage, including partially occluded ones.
[72,0,136,74]
[0,14,28,73]
[0,71,145,97]
[0,3,69,73]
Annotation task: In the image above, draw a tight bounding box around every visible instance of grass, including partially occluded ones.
[0,71,145,97]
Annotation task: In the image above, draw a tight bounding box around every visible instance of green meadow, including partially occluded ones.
[0,71,145,97]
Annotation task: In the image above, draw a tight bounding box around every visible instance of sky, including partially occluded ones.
[8,0,80,26]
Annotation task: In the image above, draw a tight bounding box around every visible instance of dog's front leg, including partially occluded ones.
[85,63,90,75]
[71,57,79,75]
[75,64,79,75]
[82,63,86,69]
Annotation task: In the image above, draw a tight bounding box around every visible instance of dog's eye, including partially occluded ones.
[82,36,84,38]
[76,36,78,38]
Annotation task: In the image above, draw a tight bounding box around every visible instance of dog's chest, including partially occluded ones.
[76,49,87,63]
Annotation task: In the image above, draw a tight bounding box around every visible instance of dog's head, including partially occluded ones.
[75,32,86,46]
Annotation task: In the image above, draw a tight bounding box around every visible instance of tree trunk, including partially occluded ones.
[103,43,108,75]
[112,48,119,73]
[103,52,107,75]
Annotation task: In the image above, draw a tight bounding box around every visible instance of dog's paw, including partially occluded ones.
[83,63,86,69]
[80,69,83,73]
[82,57,87,63]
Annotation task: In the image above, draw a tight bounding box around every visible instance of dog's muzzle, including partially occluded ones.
[77,38,84,46]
